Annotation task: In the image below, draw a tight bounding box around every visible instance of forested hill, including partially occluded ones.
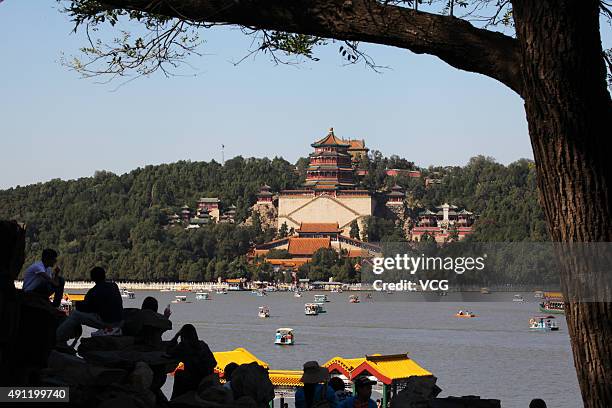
[0,154,548,281]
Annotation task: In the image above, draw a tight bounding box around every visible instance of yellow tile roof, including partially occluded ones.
[213,348,269,377]
[269,370,304,387]
[353,354,432,384]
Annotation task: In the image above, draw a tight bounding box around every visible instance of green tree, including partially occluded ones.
[349,220,360,239]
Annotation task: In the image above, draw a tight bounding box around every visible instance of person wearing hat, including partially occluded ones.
[338,377,377,408]
[295,361,338,408]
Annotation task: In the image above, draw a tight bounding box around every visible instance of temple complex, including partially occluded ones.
[277,128,375,235]
[250,222,380,269]
[411,203,475,242]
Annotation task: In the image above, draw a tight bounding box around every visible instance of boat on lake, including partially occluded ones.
[215,288,228,295]
[534,290,545,299]
[455,310,477,318]
[172,295,190,304]
[480,287,491,294]
[274,328,294,345]
[349,295,360,303]
[513,294,524,302]
[120,288,135,299]
[294,291,302,298]
[539,292,565,314]
[258,306,270,318]
[177,286,191,292]
[159,287,173,292]
[529,315,559,331]
[315,302,326,313]
[314,294,329,303]
[304,303,319,316]
[195,292,210,300]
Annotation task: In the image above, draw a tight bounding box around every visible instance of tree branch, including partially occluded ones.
[89,0,524,95]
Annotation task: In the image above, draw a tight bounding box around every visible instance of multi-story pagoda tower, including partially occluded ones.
[277,127,374,235]
[304,128,356,190]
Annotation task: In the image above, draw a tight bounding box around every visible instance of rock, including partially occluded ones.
[128,361,154,392]
[46,350,128,386]
[390,376,441,408]
[79,335,136,354]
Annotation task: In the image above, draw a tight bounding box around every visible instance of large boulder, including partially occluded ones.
[390,376,441,408]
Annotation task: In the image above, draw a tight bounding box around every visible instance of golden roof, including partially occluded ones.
[213,348,269,377]
[312,128,350,147]
[324,354,432,384]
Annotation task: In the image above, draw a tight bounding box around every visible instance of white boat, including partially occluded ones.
[120,289,135,299]
[258,306,270,318]
[171,295,190,304]
[534,290,545,299]
[529,315,559,331]
[256,289,267,297]
[314,294,329,303]
[195,292,210,300]
[349,295,360,303]
[274,328,295,345]
[215,288,228,295]
[159,287,173,292]
[294,291,302,298]
[330,288,343,293]
[513,294,525,302]
[304,303,319,316]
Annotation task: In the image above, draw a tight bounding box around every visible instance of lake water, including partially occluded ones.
[119,290,581,408]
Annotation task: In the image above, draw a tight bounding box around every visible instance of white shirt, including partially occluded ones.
[22,260,52,292]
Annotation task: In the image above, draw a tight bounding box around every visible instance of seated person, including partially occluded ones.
[167,324,217,399]
[295,361,337,408]
[122,296,172,348]
[223,362,239,391]
[339,377,377,408]
[22,248,65,307]
[56,266,123,348]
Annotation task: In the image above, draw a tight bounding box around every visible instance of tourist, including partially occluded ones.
[329,376,351,403]
[223,362,239,391]
[22,248,65,307]
[295,361,337,408]
[56,266,123,348]
[122,296,172,348]
[339,377,377,408]
[167,324,217,399]
[529,399,547,408]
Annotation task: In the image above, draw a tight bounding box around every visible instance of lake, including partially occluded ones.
[118,290,581,408]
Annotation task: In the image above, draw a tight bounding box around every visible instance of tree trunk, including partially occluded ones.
[513,1,612,407]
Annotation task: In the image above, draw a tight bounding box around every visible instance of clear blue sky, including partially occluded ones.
[0,2,608,189]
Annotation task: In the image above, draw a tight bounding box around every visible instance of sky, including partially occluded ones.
[0,2,609,190]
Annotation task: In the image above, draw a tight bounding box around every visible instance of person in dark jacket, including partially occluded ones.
[56,267,123,347]
[167,324,217,399]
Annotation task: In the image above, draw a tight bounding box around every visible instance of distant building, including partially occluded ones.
[250,222,380,270]
[219,205,237,224]
[198,198,220,222]
[277,128,375,236]
[411,203,475,242]
[342,139,369,163]
[385,169,421,178]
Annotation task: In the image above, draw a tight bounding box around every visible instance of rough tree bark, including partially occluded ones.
[87,0,611,405]
[513,1,612,406]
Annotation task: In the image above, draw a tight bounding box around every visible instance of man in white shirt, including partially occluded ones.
[22,248,65,307]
